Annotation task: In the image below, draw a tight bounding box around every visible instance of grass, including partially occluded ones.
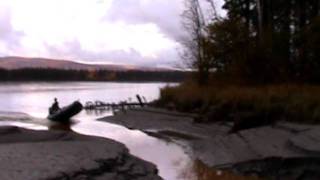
[155,81,320,124]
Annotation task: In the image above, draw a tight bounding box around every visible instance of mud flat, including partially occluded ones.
[100,107,320,179]
[0,126,161,180]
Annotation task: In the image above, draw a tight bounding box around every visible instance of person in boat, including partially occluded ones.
[49,98,60,115]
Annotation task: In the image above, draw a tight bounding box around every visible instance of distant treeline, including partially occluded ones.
[0,68,189,82]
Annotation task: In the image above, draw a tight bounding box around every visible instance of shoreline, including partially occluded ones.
[100,107,320,179]
[0,126,161,180]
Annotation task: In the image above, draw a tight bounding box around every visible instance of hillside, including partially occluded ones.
[0,56,171,72]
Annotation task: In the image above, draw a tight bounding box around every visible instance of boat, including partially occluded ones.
[48,101,83,122]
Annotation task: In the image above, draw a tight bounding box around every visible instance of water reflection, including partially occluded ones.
[72,120,196,180]
[84,109,111,117]
[0,82,173,117]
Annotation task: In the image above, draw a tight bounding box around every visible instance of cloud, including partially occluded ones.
[44,39,179,67]
[0,0,225,67]
[0,5,24,55]
[105,0,186,42]
[0,0,183,66]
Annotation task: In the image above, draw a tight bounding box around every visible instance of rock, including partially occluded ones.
[100,107,230,139]
[276,122,314,133]
[192,126,320,179]
[230,157,320,179]
[192,134,260,168]
[289,127,320,154]
[0,126,161,180]
[100,108,320,179]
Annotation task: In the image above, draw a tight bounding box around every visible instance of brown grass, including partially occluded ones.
[156,82,320,124]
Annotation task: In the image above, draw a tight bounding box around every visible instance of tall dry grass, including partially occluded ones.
[156,82,320,124]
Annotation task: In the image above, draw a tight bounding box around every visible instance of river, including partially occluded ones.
[0,82,198,180]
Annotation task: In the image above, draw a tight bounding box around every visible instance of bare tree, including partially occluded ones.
[206,0,221,21]
[180,0,218,84]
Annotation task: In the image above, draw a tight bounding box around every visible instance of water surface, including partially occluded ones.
[0,82,197,180]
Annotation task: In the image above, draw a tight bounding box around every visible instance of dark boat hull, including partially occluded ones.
[48,101,83,122]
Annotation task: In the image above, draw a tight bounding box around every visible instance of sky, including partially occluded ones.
[0,0,225,67]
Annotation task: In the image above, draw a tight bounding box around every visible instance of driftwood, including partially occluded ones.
[84,94,149,112]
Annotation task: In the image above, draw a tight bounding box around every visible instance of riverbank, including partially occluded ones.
[156,83,320,125]
[0,126,161,180]
[100,107,320,179]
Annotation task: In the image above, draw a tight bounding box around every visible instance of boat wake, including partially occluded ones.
[0,111,49,130]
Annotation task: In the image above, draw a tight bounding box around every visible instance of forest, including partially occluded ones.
[157,0,320,124]
[182,0,320,84]
[0,68,188,82]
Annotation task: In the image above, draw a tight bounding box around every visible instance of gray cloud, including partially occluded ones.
[105,0,187,42]
[0,0,183,67]
[105,0,226,42]
[0,0,225,67]
[45,40,178,67]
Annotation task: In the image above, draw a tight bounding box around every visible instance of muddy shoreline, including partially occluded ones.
[0,126,161,180]
[100,107,320,179]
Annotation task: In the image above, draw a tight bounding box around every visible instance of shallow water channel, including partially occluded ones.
[0,82,199,180]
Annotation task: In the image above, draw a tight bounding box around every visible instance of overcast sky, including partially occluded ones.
[0,0,224,67]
